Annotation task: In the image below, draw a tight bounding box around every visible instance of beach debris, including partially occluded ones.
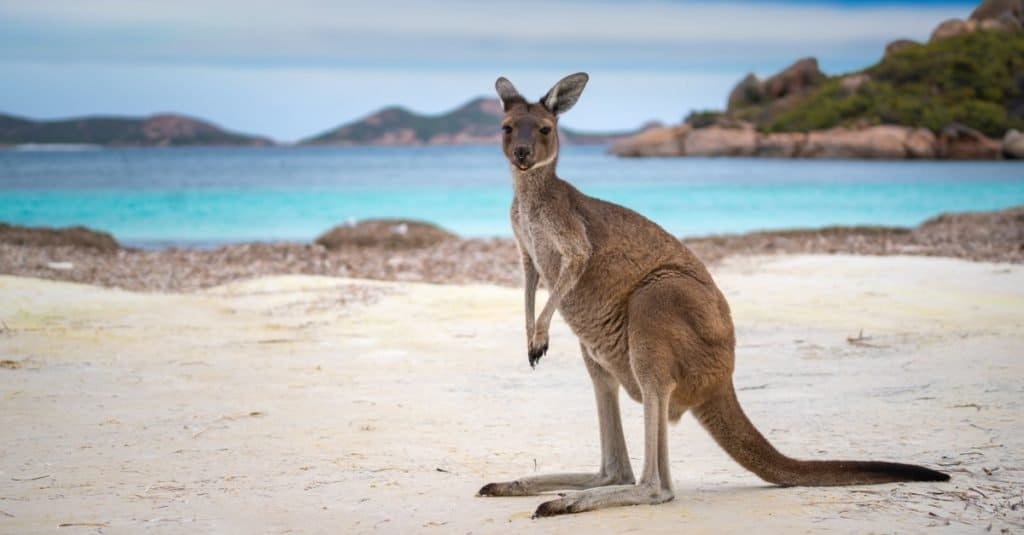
[846,328,883,348]
[1,205,1022,291]
[225,410,265,420]
[58,522,109,528]
[0,359,22,369]
[11,474,50,481]
[190,410,265,438]
[46,261,73,271]
[303,479,346,491]
[950,403,984,411]
[143,481,186,495]
[0,509,13,518]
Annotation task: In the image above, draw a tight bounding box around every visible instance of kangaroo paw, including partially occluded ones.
[528,342,548,368]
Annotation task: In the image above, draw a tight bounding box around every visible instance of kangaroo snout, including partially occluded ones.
[513,146,531,162]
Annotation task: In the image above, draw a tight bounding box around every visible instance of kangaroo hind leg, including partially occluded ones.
[533,317,681,516]
[478,344,635,497]
[533,377,676,517]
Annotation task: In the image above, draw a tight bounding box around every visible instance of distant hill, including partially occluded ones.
[300,97,641,146]
[0,113,274,147]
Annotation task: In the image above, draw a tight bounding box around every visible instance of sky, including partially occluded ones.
[0,0,975,142]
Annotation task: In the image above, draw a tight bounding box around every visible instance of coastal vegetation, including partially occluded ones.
[610,0,1024,159]
[760,31,1024,137]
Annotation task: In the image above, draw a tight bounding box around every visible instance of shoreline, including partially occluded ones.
[1,205,1021,293]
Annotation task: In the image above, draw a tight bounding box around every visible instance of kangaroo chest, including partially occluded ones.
[512,203,564,286]
[513,197,631,352]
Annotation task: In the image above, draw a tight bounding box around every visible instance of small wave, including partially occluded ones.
[13,143,104,152]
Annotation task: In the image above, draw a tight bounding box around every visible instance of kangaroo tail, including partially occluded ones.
[691,383,949,486]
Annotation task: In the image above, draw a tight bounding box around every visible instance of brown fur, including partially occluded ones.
[478,73,948,518]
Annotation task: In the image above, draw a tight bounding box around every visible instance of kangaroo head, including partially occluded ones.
[495,72,589,171]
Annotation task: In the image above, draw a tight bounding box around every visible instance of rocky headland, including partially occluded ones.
[611,0,1024,160]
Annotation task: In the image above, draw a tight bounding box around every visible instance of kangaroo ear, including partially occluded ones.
[541,72,589,116]
[495,77,524,111]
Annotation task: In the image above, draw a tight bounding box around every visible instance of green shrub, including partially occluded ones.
[684,110,723,128]
[756,30,1024,137]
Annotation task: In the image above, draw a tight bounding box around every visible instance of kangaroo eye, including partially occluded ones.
[539,126,552,135]
[502,125,513,134]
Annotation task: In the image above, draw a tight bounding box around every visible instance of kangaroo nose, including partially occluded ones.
[514,146,531,161]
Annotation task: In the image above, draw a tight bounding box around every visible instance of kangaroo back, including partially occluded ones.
[692,383,950,486]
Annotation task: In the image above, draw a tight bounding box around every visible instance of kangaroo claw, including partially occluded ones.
[528,342,549,368]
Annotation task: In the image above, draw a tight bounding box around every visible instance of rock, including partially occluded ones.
[756,132,807,158]
[315,219,457,250]
[884,39,918,58]
[913,205,1024,262]
[0,223,120,252]
[1003,129,1024,159]
[609,124,945,160]
[762,58,823,100]
[938,123,1002,159]
[838,73,871,94]
[929,18,976,42]
[727,74,763,111]
[795,125,937,159]
[905,128,938,159]
[46,261,74,271]
[725,58,822,113]
[683,124,758,157]
[979,12,1022,31]
[969,0,1024,24]
[608,124,689,157]
[801,126,912,159]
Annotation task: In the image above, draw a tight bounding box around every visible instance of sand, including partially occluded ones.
[1,254,1022,533]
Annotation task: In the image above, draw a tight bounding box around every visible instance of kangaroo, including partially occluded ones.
[476,72,949,518]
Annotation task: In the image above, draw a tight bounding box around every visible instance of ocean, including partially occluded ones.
[1,145,1023,248]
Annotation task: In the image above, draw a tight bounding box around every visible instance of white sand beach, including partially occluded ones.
[1,254,1022,533]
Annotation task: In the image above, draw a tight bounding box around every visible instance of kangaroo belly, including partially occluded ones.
[560,291,644,401]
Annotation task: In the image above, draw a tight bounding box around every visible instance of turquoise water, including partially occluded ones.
[1,145,1023,248]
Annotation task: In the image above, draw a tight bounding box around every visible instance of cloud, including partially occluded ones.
[0,0,970,67]
[0,61,738,141]
[0,0,975,140]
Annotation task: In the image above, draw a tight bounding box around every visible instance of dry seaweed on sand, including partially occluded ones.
[1,206,1021,292]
